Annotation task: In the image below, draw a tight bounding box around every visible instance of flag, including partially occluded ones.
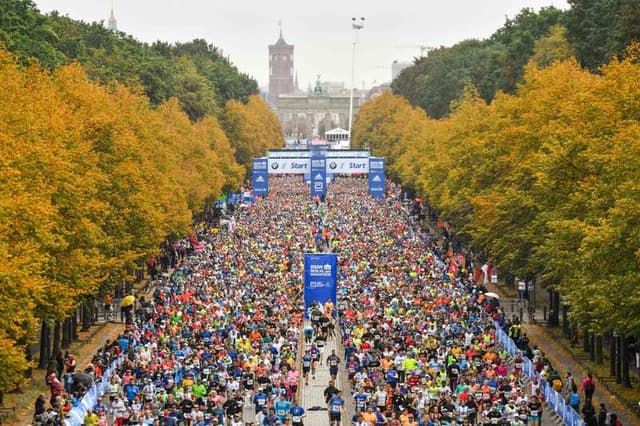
[481,263,491,284]
[448,260,458,277]
[473,268,484,284]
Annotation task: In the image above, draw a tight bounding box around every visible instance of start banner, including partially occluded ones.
[267,158,369,174]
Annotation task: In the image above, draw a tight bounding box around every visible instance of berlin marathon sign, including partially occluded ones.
[252,158,269,196]
[304,253,338,317]
[368,157,385,199]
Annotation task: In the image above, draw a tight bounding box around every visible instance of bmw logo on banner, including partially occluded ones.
[368,157,385,199]
[252,158,269,197]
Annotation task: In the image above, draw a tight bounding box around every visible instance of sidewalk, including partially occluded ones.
[5,321,124,426]
[299,322,339,426]
[4,276,159,425]
[525,324,636,425]
[488,283,637,425]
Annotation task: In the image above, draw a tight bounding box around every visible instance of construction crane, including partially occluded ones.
[395,45,433,57]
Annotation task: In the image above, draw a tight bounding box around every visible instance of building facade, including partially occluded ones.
[268,30,295,106]
[277,77,364,140]
[267,31,363,141]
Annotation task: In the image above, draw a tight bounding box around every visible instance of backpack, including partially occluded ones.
[584,378,594,392]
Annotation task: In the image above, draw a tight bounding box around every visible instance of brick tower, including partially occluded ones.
[268,25,294,106]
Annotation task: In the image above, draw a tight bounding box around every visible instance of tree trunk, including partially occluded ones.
[589,333,596,361]
[562,305,571,338]
[38,322,50,369]
[548,290,560,327]
[622,336,631,388]
[52,321,61,357]
[595,335,603,364]
[583,329,591,353]
[609,332,616,377]
[615,334,623,384]
[62,317,71,348]
[24,342,33,378]
[82,300,91,331]
[71,311,78,339]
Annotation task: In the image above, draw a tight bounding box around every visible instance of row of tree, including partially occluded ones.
[392,0,640,119]
[353,49,640,350]
[0,39,281,391]
[0,0,258,122]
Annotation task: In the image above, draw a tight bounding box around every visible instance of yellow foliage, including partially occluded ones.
[0,47,247,389]
[223,95,284,173]
[356,54,640,335]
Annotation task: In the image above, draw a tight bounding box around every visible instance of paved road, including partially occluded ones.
[299,321,338,426]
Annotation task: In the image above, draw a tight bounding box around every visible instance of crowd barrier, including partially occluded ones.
[494,322,586,426]
[64,355,125,426]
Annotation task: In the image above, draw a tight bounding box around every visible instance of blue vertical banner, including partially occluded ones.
[252,158,269,197]
[368,157,386,199]
[304,253,338,317]
[310,153,327,197]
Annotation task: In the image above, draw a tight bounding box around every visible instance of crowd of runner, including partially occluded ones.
[314,178,549,426]
[36,176,614,425]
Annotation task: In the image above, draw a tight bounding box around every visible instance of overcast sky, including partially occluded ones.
[35,0,569,90]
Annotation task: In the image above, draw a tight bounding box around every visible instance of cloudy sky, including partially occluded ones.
[35,0,569,90]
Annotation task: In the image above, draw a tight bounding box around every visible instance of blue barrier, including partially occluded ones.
[64,355,124,426]
[494,322,585,426]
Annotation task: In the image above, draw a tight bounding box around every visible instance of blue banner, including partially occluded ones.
[252,158,269,197]
[310,156,327,197]
[304,253,338,317]
[368,157,385,199]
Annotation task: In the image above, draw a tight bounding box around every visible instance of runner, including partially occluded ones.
[60,175,563,425]
[328,389,345,426]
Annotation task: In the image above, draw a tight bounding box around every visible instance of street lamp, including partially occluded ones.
[348,17,364,148]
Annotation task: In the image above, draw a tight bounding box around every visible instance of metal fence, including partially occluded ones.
[495,322,586,426]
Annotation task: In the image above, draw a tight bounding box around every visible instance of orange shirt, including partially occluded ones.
[362,412,377,423]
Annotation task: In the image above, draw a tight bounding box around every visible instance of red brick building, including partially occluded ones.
[268,30,295,106]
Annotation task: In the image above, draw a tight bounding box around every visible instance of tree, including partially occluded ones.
[361,50,640,339]
[565,0,617,70]
[222,95,283,171]
[0,46,252,384]
[392,6,563,118]
[531,25,574,68]
[0,0,259,122]
[173,56,219,122]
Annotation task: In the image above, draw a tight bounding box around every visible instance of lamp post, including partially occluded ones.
[348,17,364,148]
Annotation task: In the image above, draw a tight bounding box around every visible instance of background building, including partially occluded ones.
[267,31,363,142]
[392,60,412,80]
[278,77,363,141]
[268,30,295,106]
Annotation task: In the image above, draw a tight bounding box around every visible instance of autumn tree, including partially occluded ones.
[0,47,249,388]
[222,95,284,171]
